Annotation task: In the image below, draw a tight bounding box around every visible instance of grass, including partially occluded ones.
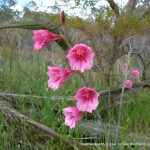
[0,49,150,149]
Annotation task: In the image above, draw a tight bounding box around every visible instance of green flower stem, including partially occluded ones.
[115,45,133,145]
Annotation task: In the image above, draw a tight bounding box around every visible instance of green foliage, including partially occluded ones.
[113,15,150,37]
[0,0,17,22]
[95,8,113,31]
[0,46,19,59]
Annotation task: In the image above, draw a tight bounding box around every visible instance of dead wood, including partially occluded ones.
[78,120,150,143]
[1,102,149,145]
[125,0,137,16]
[107,0,120,17]
[140,6,150,19]
[100,79,150,98]
[0,79,150,101]
[0,102,61,137]
[0,101,79,148]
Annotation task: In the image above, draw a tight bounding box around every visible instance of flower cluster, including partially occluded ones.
[62,86,99,128]
[32,28,138,129]
[32,31,100,128]
[46,43,99,129]
[122,64,140,89]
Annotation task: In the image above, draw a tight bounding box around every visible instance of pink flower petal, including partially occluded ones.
[131,69,139,78]
[32,30,61,51]
[66,44,95,72]
[125,80,133,89]
[47,66,75,91]
[75,87,99,113]
[63,106,82,129]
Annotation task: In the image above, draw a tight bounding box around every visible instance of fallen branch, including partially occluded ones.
[1,101,148,145]
[0,102,61,137]
[100,79,150,98]
[0,102,79,148]
[0,79,150,101]
[0,93,73,100]
[78,120,150,143]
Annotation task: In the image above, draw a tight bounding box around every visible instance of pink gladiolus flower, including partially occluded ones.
[66,44,95,72]
[125,80,133,89]
[122,63,128,70]
[131,69,139,78]
[75,87,99,113]
[47,66,75,91]
[63,106,82,129]
[32,30,61,51]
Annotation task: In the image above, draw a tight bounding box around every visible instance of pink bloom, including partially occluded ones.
[66,44,95,72]
[32,30,61,51]
[47,66,75,91]
[131,69,139,78]
[122,63,128,70]
[125,80,133,89]
[63,106,82,129]
[75,87,99,113]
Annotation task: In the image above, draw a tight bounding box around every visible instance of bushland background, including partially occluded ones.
[0,0,150,149]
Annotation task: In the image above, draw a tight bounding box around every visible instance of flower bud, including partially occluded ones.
[60,10,65,24]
